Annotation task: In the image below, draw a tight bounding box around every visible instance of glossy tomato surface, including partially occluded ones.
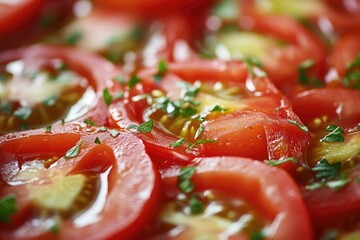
[0,124,160,239]
[109,59,309,171]
[0,45,117,133]
[156,157,313,240]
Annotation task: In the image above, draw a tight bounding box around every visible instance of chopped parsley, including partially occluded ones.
[129,75,141,89]
[210,105,226,112]
[153,59,168,82]
[188,138,216,149]
[242,57,267,78]
[103,88,112,106]
[99,126,107,132]
[45,125,52,133]
[127,120,154,133]
[306,159,350,191]
[298,59,323,87]
[84,118,98,126]
[64,30,82,45]
[94,137,102,144]
[113,75,125,85]
[43,95,57,106]
[288,119,309,132]
[320,125,345,143]
[311,158,340,180]
[14,106,32,121]
[178,166,196,193]
[194,123,205,139]
[172,138,186,148]
[343,54,360,89]
[0,194,17,224]
[65,141,82,159]
[189,194,203,214]
[110,129,120,137]
[48,218,60,234]
[250,231,266,240]
[265,157,298,167]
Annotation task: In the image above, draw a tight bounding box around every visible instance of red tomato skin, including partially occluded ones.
[161,157,314,240]
[0,124,160,240]
[0,0,44,35]
[303,169,360,224]
[332,31,360,78]
[109,59,309,172]
[239,1,328,93]
[289,87,360,130]
[0,45,117,128]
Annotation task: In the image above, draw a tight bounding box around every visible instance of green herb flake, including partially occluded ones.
[189,194,203,215]
[172,138,186,148]
[110,129,120,138]
[64,30,82,45]
[0,194,17,224]
[138,120,153,133]
[250,231,266,240]
[320,125,345,143]
[242,57,267,78]
[14,106,32,121]
[288,119,309,132]
[178,166,196,193]
[129,75,141,89]
[188,139,216,149]
[343,54,360,89]
[113,75,125,85]
[311,158,341,180]
[113,91,124,100]
[210,105,226,112]
[103,88,113,106]
[84,118,98,126]
[298,59,323,87]
[194,124,205,140]
[43,95,57,106]
[153,59,168,82]
[320,229,338,240]
[48,218,60,234]
[0,102,13,115]
[99,126,107,132]
[265,157,298,167]
[94,137,102,144]
[65,142,82,159]
[325,177,350,191]
[45,125,52,133]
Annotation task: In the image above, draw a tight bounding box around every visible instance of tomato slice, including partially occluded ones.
[95,0,212,15]
[204,0,327,93]
[0,45,117,133]
[0,0,44,35]
[289,87,360,131]
[109,59,309,171]
[0,123,160,239]
[139,157,313,240]
[332,31,360,85]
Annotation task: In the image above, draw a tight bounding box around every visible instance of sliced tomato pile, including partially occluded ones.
[1,0,360,239]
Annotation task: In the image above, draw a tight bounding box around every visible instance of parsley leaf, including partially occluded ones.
[0,194,17,224]
[178,166,196,193]
[210,105,226,112]
[64,30,82,45]
[129,75,141,88]
[94,137,102,144]
[172,138,186,148]
[188,139,216,149]
[14,106,32,121]
[320,125,345,143]
[265,157,298,167]
[153,59,168,82]
[242,57,267,78]
[113,75,125,85]
[99,126,107,132]
[343,54,360,89]
[103,88,112,106]
[110,129,120,137]
[45,125,52,133]
[298,59,323,87]
[311,158,341,180]
[127,120,153,133]
[288,119,309,132]
[65,141,82,159]
[189,194,203,214]
[84,118,98,126]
